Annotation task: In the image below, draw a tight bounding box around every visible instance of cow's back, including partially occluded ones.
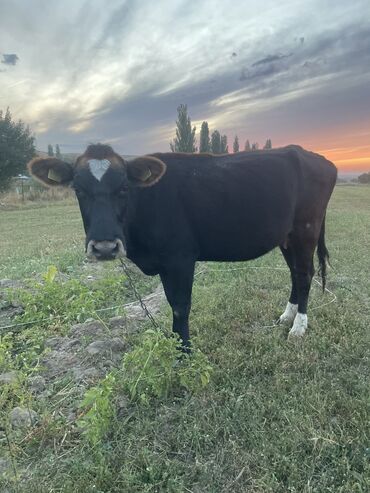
[127,147,336,264]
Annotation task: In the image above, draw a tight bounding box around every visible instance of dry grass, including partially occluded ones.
[0,187,75,209]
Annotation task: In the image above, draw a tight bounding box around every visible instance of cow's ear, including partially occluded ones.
[126,156,166,187]
[27,157,74,187]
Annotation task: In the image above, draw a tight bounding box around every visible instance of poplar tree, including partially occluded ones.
[48,144,54,156]
[233,135,239,153]
[263,138,272,149]
[55,144,62,158]
[199,121,211,152]
[244,139,251,151]
[220,135,228,153]
[170,104,197,153]
[211,130,221,154]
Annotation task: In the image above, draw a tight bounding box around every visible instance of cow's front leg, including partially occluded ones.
[159,257,195,351]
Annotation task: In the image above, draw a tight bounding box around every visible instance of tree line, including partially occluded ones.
[3,105,369,194]
[170,104,272,154]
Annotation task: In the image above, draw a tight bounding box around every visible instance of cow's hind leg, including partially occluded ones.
[159,257,195,351]
[279,245,298,324]
[288,235,316,337]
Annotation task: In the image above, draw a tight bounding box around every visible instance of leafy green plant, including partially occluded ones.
[42,264,58,284]
[12,270,105,329]
[122,329,213,403]
[0,333,14,372]
[178,348,213,392]
[77,372,116,446]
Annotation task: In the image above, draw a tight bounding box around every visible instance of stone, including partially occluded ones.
[86,337,126,356]
[44,337,80,351]
[41,350,79,378]
[70,320,108,340]
[10,407,39,428]
[0,279,23,289]
[0,457,12,476]
[72,366,102,381]
[28,375,46,393]
[0,371,18,385]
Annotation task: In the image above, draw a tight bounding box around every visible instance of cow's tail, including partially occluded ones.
[317,214,330,292]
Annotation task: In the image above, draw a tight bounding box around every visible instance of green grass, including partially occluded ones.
[1,186,369,492]
[0,199,84,279]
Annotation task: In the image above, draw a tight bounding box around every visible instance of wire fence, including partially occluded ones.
[0,262,337,335]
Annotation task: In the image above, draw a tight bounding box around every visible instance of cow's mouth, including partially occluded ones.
[86,239,125,261]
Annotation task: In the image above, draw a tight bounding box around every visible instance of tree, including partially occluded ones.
[220,135,228,153]
[0,108,36,191]
[244,139,251,151]
[199,121,211,153]
[263,138,272,149]
[48,144,54,156]
[233,135,239,153]
[251,142,259,151]
[358,172,370,184]
[170,104,197,153]
[55,144,62,159]
[211,130,221,154]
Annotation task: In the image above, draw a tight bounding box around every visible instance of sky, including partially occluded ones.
[1,0,370,171]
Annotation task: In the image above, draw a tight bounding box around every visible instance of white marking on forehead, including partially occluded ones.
[88,159,111,181]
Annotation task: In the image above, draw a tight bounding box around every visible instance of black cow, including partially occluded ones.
[28,144,337,348]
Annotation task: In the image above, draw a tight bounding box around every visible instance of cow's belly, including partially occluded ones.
[195,215,292,262]
[197,233,283,262]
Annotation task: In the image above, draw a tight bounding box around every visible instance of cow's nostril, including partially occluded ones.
[87,239,125,260]
[92,241,118,258]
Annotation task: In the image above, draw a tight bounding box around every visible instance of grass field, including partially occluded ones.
[0,185,369,492]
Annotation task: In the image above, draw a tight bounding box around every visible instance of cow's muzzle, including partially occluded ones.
[86,239,125,260]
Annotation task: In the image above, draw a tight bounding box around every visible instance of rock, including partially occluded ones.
[28,375,46,393]
[0,371,18,385]
[45,337,67,349]
[10,407,39,428]
[109,315,140,334]
[0,279,24,289]
[41,350,80,378]
[125,284,165,320]
[72,366,102,382]
[70,320,108,340]
[0,457,12,476]
[45,337,80,351]
[86,337,126,356]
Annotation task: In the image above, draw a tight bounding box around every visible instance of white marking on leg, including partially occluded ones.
[289,313,308,337]
[279,302,298,324]
[88,159,111,181]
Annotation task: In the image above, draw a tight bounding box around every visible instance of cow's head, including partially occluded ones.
[28,144,166,260]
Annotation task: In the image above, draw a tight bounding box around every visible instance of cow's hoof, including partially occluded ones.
[279,302,298,325]
[288,313,307,337]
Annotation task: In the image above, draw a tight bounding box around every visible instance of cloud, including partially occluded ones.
[252,53,292,66]
[0,0,369,164]
[1,54,19,65]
